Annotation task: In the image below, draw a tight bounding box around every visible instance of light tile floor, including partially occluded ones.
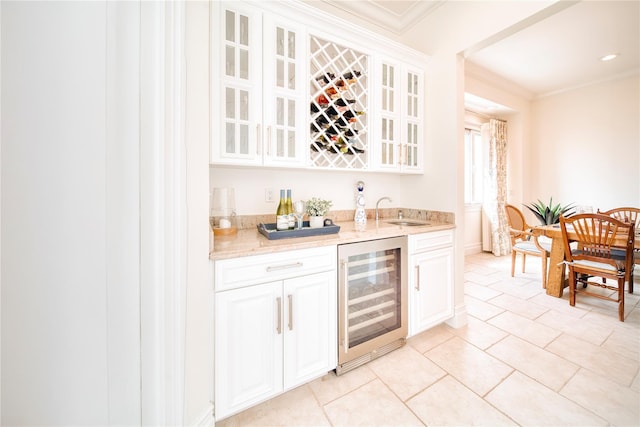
[217,252,640,426]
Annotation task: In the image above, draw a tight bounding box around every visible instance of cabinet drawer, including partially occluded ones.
[214,245,336,292]
[409,229,454,253]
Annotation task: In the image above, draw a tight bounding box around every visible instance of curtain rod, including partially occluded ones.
[465,109,507,122]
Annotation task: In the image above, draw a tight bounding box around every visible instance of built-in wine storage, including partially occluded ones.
[337,237,407,374]
[309,35,369,169]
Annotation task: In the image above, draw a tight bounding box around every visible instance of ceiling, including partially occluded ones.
[323,1,640,113]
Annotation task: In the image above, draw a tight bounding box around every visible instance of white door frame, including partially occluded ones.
[140,1,187,425]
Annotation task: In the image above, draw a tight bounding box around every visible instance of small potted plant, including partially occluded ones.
[524,197,575,225]
[305,197,332,228]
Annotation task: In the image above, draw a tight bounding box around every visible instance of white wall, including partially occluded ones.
[185,1,214,424]
[530,75,640,209]
[210,167,429,215]
[465,62,533,208]
[1,2,141,424]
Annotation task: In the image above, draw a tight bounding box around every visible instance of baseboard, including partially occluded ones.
[464,243,483,256]
[445,303,468,329]
[190,404,214,427]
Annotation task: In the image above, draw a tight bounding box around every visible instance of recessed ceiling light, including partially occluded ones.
[600,54,618,61]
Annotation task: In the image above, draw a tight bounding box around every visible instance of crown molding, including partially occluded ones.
[321,0,444,35]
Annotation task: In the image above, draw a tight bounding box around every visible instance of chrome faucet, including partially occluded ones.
[375,196,392,221]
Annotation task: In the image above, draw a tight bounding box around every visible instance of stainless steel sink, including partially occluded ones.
[385,220,430,226]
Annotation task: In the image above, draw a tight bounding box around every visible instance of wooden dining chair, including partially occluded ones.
[505,204,551,288]
[559,213,635,321]
[597,207,639,292]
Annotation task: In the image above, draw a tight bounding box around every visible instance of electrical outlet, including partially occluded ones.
[265,188,275,203]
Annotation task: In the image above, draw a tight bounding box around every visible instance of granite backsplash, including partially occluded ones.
[211,208,454,230]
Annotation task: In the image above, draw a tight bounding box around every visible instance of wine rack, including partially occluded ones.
[309,35,369,169]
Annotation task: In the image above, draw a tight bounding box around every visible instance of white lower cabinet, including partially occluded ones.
[408,230,454,336]
[214,247,336,421]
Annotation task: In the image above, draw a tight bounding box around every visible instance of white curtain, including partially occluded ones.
[482,119,510,256]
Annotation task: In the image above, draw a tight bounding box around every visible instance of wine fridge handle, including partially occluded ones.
[276,297,282,334]
[415,264,420,291]
[288,294,293,331]
[341,259,349,353]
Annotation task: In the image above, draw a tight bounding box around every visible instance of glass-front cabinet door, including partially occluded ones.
[262,15,307,167]
[379,61,401,170]
[403,68,423,172]
[376,59,423,174]
[212,3,307,167]
[213,3,262,165]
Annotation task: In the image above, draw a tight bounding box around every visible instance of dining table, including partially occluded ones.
[533,224,640,297]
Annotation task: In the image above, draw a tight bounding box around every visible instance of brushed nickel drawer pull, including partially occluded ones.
[288,294,293,331]
[266,262,303,272]
[276,297,282,334]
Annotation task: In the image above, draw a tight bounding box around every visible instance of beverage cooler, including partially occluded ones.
[337,236,407,375]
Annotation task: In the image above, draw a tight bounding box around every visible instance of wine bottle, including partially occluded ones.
[324,106,340,118]
[315,115,329,126]
[315,72,335,85]
[286,189,295,229]
[276,189,288,231]
[324,124,343,136]
[342,70,361,80]
[342,110,365,120]
[315,94,329,106]
[331,136,365,155]
[335,98,356,107]
[312,135,329,151]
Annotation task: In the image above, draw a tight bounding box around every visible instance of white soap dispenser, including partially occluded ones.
[354,180,366,227]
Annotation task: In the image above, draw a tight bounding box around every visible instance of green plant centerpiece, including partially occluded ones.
[305,197,332,217]
[524,197,575,225]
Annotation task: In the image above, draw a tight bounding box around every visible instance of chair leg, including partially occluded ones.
[569,270,576,307]
[541,255,547,289]
[511,251,516,277]
[522,254,526,273]
[618,276,625,322]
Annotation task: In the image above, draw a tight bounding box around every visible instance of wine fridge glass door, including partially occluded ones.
[338,236,408,370]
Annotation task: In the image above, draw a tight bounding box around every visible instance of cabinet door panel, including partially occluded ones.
[410,246,454,336]
[263,16,307,167]
[215,282,283,419]
[378,60,401,170]
[376,60,423,173]
[283,271,336,388]
[213,2,262,165]
[402,68,423,172]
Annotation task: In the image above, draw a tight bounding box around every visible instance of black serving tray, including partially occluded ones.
[258,219,340,240]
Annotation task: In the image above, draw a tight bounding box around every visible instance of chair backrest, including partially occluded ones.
[505,204,528,244]
[560,213,635,268]
[597,207,640,231]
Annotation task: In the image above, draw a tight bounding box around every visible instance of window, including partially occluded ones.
[464,127,483,204]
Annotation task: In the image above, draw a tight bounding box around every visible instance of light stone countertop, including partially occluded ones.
[210,220,456,261]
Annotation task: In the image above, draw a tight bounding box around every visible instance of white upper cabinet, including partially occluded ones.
[213,3,261,165]
[262,14,308,167]
[375,59,424,173]
[211,1,426,173]
[212,2,307,166]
